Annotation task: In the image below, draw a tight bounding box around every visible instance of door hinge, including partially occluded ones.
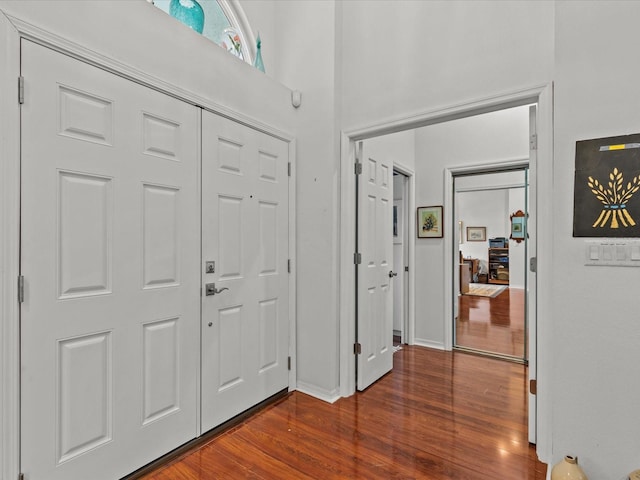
[529,256,537,273]
[354,252,361,265]
[529,379,537,395]
[530,133,537,151]
[287,356,291,371]
[18,76,24,104]
[354,162,362,175]
[18,275,24,303]
[404,266,409,272]
[354,342,362,355]
[287,259,291,273]
[288,162,291,177]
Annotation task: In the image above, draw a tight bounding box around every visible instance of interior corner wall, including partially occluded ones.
[267,0,342,399]
[552,2,640,477]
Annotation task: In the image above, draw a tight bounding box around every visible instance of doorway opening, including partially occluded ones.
[341,87,550,454]
[453,168,529,364]
[393,169,409,347]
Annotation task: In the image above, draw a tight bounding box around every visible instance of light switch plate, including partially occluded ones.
[585,240,640,266]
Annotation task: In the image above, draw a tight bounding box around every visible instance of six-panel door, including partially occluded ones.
[200,110,290,432]
[357,141,394,391]
[20,38,292,480]
[20,40,201,480]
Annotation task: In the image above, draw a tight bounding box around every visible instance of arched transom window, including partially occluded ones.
[152,0,256,64]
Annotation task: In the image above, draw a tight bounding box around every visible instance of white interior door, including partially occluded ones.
[528,105,538,444]
[201,110,289,431]
[357,141,394,391]
[20,41,200,479]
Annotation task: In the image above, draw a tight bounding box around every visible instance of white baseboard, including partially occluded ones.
[412,339,446,351]
[295,381,342,404]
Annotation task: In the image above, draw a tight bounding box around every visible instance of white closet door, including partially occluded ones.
[357,141,394,391]
[20,40,200,480]
[201,110,289,432]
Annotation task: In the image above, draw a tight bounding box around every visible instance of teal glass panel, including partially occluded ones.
[253,35,264,73]
[169,0,204,34]
[155,1,240,58]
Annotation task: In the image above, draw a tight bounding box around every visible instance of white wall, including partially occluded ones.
[413,107,530,345]
[552,2,640,477]
[340,1,554,129]
[457,188,508,270]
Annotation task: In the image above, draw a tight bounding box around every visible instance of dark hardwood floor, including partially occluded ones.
[139,345,546,479]
[457,287,525,359]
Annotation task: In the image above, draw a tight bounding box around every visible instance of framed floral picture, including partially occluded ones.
[417,206,443,238]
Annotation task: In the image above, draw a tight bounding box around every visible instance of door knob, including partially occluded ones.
[388,270,398,278]
[205,283,229,296]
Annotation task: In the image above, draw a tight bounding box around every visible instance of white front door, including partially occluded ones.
[20,41,200,480]
[357,141,394,391]
[201,110,290,431]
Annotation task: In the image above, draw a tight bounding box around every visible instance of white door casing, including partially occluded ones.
[527,105,538,444]
[340,85,551,461]
[20,41,200,480]
[356,141,394,391]
[201,110,290,431]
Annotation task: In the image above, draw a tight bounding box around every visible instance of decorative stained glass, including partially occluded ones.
[153,0,251,62]
[168,0,204,33]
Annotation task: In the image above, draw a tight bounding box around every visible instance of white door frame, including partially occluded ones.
[0,16,297,480]
[392,163,415,346]
[446,160,529,353]
[0,11,21,480]
[339,84,553,463]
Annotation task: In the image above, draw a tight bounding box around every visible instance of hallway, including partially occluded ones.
[137,345,545,479]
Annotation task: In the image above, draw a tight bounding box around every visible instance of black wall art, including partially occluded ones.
[574,133,640,237]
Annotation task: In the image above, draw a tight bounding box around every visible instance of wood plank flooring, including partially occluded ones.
[138,346,546,479]
[457,287,525,359]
